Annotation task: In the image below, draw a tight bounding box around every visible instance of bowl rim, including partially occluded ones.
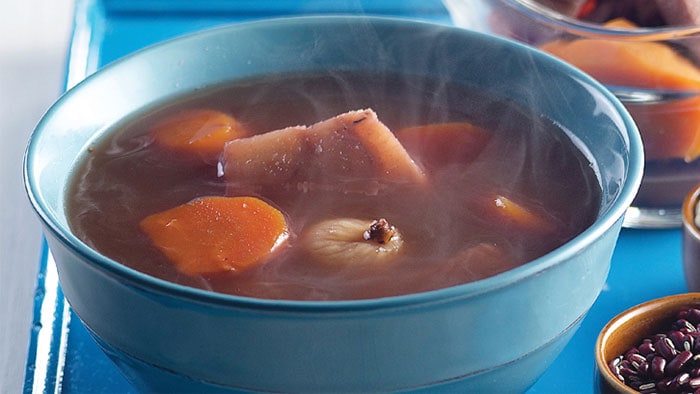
[594,292,700,393]
[24,15,644,312]
[504,0,700,40]
[683,183,700,240]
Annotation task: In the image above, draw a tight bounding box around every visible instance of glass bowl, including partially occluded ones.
[444,0,700,228]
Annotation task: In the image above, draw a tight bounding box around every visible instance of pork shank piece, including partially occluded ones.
[221,109,426,193]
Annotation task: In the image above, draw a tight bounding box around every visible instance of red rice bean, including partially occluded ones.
[608,308,700,393]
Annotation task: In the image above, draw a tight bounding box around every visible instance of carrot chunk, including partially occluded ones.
[539,18,700,161]
[626,97,700,162]
[139,196,289,275]
[396,122,491,169]
[540,19,700,91]
[149,109,248,159]
[475,194,559,234]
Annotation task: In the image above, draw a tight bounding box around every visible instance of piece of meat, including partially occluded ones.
[655,0,700,26]
[579,0,663,26]
[535,0,588,17]
[221,109,426,193]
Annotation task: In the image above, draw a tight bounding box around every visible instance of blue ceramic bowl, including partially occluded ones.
[24,16,643,393]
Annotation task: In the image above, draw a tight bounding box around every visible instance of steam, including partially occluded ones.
[65,16,602,300]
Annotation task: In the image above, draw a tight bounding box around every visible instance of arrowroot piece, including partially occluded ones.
[221,109,426,193]
[301,217,404,267]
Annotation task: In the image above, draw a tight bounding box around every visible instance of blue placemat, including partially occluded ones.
[23,1,689,392]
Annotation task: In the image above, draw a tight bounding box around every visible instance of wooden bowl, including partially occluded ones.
[595,293,700,393]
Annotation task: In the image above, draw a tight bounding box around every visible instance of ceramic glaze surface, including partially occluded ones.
[25,17,643,392]
[683,185,700,292]
[594,293,700,394]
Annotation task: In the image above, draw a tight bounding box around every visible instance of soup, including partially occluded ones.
[67,71,601,300]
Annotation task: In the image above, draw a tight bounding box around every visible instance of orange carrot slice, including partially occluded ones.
[540,18,700,161]
[396,122,491,169]
[626,97,700,162]
[540,19,700,90]
[149,109,247,159]
[475,194,559,234]
[140,196,288,276]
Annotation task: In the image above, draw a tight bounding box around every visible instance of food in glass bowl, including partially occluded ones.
[444,0,700,227]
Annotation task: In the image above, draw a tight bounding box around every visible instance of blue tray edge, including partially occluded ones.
[23,244,71,394]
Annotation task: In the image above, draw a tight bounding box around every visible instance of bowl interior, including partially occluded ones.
[24,16,643,304]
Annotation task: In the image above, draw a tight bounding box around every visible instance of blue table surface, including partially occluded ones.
[23,1,689,392]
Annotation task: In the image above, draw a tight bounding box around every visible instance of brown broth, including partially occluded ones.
[67,72,601,300]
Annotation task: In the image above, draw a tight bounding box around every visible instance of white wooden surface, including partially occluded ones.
[0,0,73,392]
